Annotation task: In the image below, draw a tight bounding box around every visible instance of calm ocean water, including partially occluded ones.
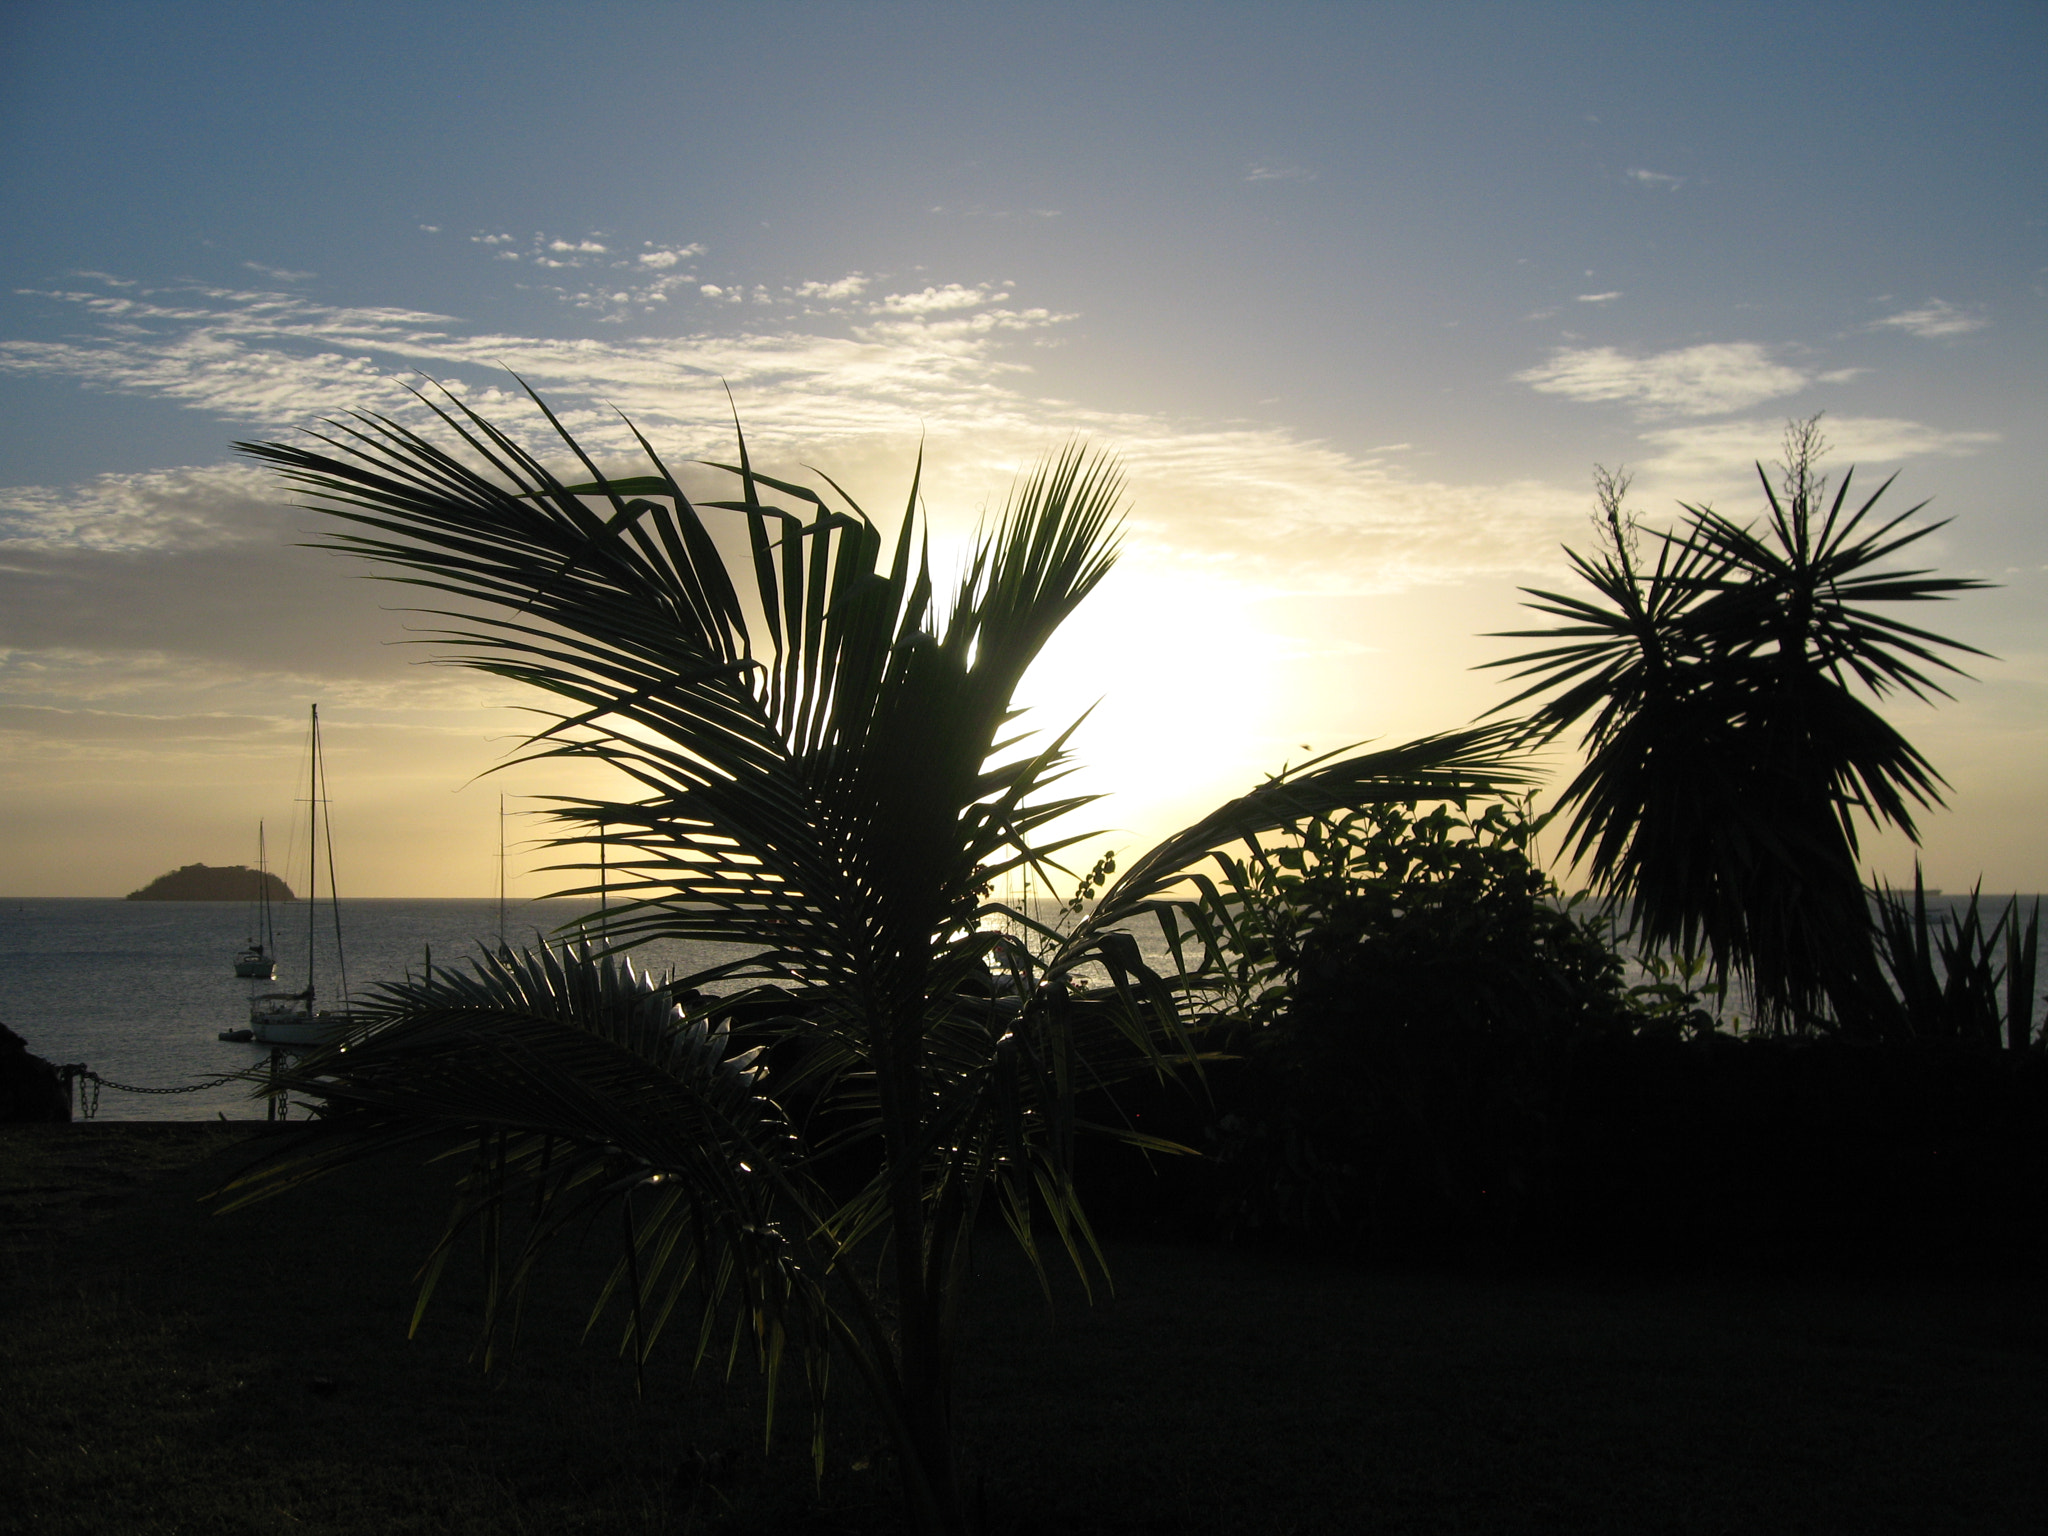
[0,898,743,1121]
[3,893,2040,1121]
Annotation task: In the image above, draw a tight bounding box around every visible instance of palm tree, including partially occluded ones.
[1485,420,1990,1029]
[225,387,1532,1533]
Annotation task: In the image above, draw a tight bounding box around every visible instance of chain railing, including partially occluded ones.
[56,1049,295,1122]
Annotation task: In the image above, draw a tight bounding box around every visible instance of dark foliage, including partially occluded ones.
[1126,800,1651,1255]
[1484,422,1991,1030]
[1,1023,71,1123]
[223,388,1530,1536]
[1551,1032,2048,1272]
[1872,870,2043,1049]
[1100,798,2048,1274]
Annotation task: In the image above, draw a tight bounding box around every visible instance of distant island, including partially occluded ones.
[125,864,297,902]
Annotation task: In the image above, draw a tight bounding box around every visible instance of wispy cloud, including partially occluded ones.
[0,272,1612,621]
[1,463,277,552]
[878,283,1010,315]
[14,274,1986,629]
[1624,168,1684,190]
[1515,342,1810,417]
[0,704,286,743]
[933,206,1063,220]
[637,244,705,270]
[1575,292,1623,304]
[1245,163,1314,183]
[0,272,1073,436]
[20,268,1999,681]
[244,261,317,283]
[794,273,869,301]
[1633,415,2000,496]
[1872,299,1987,338]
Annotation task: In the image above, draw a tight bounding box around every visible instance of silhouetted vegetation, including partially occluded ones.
[1192,798,1647,1249]
[68,399,2027,1532]
[1484,419,1990,1032]
[1874,871,2042,1049]
[1078,797,2048,1273]
[228,390,1528,1536]
[1076,423,2044,1274]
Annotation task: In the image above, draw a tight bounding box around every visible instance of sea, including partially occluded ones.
[0,898,743,1122]
[3,892,2042,1121]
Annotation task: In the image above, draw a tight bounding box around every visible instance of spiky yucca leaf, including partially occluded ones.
[1484,431,1989,1029]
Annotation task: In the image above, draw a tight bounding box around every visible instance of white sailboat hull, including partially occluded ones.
[250,1013,354,1046]
[248,990,357,1046]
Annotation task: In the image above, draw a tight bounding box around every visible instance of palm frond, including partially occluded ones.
[234,389,1542,1533]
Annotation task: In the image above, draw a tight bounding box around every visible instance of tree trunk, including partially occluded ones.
[878,1006,967,1536]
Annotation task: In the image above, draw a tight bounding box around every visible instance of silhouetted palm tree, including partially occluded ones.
[227,387,1531,1534]
[1486,420,1990,1029]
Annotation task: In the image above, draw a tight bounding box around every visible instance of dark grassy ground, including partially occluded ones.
[3,1123,2044,1534]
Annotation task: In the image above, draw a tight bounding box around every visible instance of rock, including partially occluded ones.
[0,1023,72,1123]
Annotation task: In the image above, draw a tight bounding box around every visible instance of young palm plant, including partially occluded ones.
[224,387,1531,1534]
[1485,423,1990,1030]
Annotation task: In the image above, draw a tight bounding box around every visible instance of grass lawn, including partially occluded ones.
[2,1123,2043,1534]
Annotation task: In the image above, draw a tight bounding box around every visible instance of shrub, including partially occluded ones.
[1195,799,1649,1255]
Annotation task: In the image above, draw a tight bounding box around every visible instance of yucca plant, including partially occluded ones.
[1485,421,1991,1031]
[222,386,1531,1534]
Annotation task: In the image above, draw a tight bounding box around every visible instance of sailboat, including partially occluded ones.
[247,705,358,1047]
[231,820,279,979]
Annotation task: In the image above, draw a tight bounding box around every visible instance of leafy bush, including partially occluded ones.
[1193,798,1654,1253]
[1154,800,2048,1270]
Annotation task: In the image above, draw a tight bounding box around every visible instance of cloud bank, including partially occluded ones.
[0,270,1602,601]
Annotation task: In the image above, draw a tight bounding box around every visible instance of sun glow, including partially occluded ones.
[1006,560,1312,878]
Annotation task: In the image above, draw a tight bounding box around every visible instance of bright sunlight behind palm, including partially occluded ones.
[223,386,1533,1534]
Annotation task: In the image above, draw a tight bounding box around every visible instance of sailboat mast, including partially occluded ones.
[306,705,319,1007]
[497,793,507,946]
[319,709,349,1010]
[258,819,272,956]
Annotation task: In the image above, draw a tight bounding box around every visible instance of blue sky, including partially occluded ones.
[2,0,2042,895]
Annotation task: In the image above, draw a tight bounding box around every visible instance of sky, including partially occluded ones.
[1,0,2043,898]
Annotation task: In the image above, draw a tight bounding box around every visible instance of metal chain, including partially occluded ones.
[57,1065,285,1122]
[78,1072,220,1095]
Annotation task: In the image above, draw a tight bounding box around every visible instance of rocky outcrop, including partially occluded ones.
[124,864,296,901]
[1,1023,70,1122]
